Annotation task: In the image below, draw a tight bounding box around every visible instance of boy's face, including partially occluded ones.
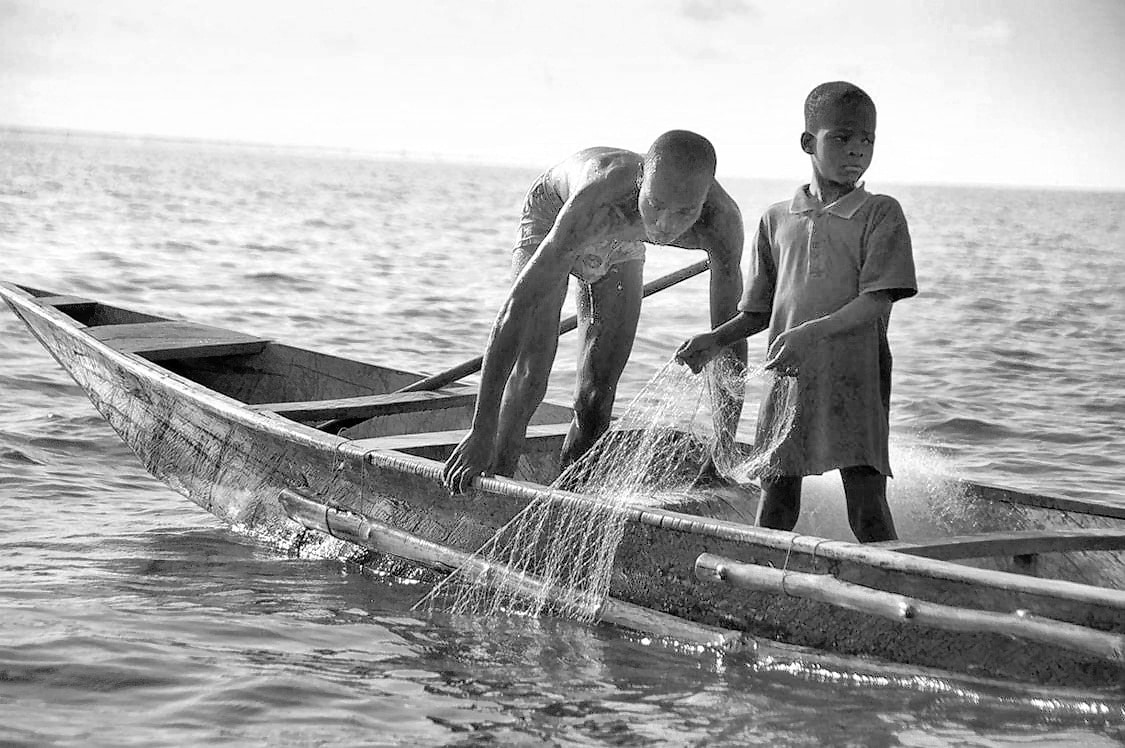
[638,169,709,244]
[802,101,876,188]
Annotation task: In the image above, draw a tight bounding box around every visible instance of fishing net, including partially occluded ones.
[415,356,798,622]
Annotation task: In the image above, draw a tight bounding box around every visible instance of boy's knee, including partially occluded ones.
[572,382,615,421]
[512,352,552,389]
[840,467,896,543]
[849,509,897,543]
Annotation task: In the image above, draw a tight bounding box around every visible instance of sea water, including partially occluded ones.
[1,128,1123,745]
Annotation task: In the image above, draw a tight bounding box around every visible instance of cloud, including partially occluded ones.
[669,0,756,61]
[679,0,755,23]
[962,18,1014,44]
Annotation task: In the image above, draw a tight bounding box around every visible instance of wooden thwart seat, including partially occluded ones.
[88,321,269,361]
[36,294,97,312]
[252,390,477,422]
[877,528,1125,561]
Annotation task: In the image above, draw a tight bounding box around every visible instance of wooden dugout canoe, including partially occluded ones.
[3,281,1125,690]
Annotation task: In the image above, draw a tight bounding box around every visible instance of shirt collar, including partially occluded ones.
[789,183,870,219]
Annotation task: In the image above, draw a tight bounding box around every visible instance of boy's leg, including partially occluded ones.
[756,476,802,531]
[560,260,643,468]
[493,251,570,476]
[840,465,897,543]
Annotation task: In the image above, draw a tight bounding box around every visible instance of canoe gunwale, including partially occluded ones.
[970,482,1125,521]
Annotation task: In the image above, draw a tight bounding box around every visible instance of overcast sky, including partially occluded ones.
[2,0,1123,190]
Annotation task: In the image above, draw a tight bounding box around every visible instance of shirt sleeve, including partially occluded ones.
[737,212,776,314]
[859,197,918,301]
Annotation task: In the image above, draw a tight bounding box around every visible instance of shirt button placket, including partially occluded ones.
[807,212,826,278]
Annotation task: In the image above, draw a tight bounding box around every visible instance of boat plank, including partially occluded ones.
[87,321,269,361]
[353,421,574,452]
[877,528,1125,560]
[35,294,97,311]
[972,482,1125,520]
[251,390,477,421]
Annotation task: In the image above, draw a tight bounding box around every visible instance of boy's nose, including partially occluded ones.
[663,213,691,233]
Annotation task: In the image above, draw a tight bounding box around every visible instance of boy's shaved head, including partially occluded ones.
[804,82,876,131]
[645,130,717,178]
[638,130,716,244]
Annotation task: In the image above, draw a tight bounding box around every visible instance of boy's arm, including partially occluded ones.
[441,196,591,494]
[694,182,747,339]
[669,182,748,449]
[768,198,916,375]
[676,311,769,373]
[764,290,894,374]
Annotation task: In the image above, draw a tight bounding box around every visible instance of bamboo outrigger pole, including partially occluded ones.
[279,488,743,649]
[694,552,1125,665]
[396,258,710,394]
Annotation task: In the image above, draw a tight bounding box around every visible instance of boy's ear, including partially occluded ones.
[800,132,815,155]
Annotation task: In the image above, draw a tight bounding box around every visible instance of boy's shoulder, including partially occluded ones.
[759,195,794,223]
[862,188,905,207]
[859,189,909,224]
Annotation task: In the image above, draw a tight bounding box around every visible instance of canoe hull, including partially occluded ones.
[4,282,1124,689]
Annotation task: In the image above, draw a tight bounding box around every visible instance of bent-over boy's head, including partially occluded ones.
[639,130,716,244]
[801,82,877,189]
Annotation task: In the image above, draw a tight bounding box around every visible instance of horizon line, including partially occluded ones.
[3,123,1121,195]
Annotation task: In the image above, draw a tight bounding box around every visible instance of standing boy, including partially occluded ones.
[442,131,746,494]
[676,82,917,542]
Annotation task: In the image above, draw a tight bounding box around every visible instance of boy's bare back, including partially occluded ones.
[537,148,647,252]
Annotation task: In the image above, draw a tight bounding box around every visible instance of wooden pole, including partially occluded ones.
[396,259,710,393]
[969,482,1125,521]
[279,488,743,649]
[349,446,1125,615]
[695,552,1125,665]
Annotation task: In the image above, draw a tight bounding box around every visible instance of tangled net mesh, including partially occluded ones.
[415,356,797,622]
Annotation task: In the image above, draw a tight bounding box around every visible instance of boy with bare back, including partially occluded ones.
[443,131,746,493]
[676,83,917,543]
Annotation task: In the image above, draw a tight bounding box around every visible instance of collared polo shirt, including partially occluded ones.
[739,185,917,477]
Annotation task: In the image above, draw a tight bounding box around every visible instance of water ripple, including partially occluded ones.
[0,131,1123,745]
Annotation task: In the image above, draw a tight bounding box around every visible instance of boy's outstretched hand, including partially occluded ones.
[675,332,721,374]
[763,322,818,377]
[442,429,494,494]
